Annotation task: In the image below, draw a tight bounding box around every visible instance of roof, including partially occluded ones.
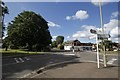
[65,40,93,46]
[66,40,81,44]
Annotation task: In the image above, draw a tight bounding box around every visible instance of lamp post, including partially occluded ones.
[99,1,107,67]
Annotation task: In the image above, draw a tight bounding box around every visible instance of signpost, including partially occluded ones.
[90,29,100,68]
[97,34,110,40]
[96,34,100,68]
[90,1,110,68]
[90,29,111,68]
[90,29,97,34]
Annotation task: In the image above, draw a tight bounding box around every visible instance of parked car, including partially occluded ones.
[114,48,119,51]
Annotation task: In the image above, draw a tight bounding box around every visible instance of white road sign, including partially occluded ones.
[97,34,110,40]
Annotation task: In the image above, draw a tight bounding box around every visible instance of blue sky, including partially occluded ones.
[4,2,119,43]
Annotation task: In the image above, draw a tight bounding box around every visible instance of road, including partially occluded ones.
[2,52,78,79]
[75,51,119,66]
[1,51,119,79]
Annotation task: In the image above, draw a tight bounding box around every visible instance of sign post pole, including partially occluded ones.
[90,29,100,68]
[96,34,100,68]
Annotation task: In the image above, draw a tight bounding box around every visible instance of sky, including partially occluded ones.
[4,1,119,43]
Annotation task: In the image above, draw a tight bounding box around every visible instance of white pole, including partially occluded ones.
[99,1,104,33]
[72,43,74,53]
[96,34,100,68]
[73,46,74,52]
[73,49,74,52]
[99,0,107,67]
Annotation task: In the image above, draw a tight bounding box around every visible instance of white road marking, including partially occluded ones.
[112,58,117,61]
[24,57,30,60]
[64,54,75,56]
[19,58,24,62]
[2,57,29,66]
[14,58,20,63]
[107,58,117,64]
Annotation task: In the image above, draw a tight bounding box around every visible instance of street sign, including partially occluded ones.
[90,29,97,34]
[97,34,110,40]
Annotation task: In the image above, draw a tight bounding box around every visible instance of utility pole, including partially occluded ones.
[99,1,107,67]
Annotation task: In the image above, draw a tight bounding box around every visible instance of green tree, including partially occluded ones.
[0,1,9,37]
[2,37,9,51]
[51,41,57,48]
[104,40,112,51]
[7,11,52,51]
[57,44,64,49]
[99,40,113,51]
[56,36,64,45]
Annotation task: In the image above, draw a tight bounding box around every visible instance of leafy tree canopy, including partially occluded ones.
[56,36,64,45]
[7,11,52,51]
[51,41,57,48]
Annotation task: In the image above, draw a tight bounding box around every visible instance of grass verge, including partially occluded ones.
[0,49,49,57]
[100,51,120,54]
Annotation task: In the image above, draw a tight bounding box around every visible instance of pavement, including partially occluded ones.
[27,62,119,78]
[23,51,119,78]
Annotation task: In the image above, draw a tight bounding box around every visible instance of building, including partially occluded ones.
[64,40,93,51]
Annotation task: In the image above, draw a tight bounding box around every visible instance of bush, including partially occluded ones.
[10,45,19,49]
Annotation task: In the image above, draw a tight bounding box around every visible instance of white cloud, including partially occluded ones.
[72,31,87,38]
[66,16,71,20]
[93,19,119,41]
[103,19,119,34]
[47,21,60,27]
[66,10,89,20]
[52,35,57,41]
[71,19,119,43]
[110,37,119,43]
[67,36,70,39]
[111,11,120,19]
[110,27,120,38]
[52,36,57,39]
[81,25,96,30]
[72,25,96,39]
[72,19,119,40]
[101,19,119,42]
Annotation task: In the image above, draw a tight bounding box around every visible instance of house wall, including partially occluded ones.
[64,46,72,50]
[64,46,92,51]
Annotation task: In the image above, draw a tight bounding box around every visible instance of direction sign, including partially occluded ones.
[90,29,97,34]
[97,34,110,40]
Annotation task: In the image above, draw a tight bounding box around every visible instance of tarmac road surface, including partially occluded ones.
[1,51,119,79]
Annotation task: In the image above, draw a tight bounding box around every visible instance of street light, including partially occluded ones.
[99,1,107,67]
